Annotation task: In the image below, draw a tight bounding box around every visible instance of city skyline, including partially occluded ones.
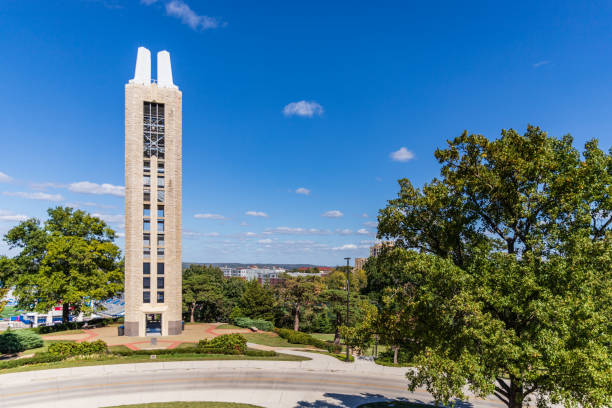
[2,1,612,264]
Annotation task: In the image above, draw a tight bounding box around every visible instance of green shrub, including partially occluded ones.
[48,340,108,357]
[0,329,44,354]
[274,328,331,350]
[34,318,117,334]
[0,353,64,370]
[233,317,274,331]
[198,334,247,354]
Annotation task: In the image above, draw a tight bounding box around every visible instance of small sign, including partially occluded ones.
[150,355,156,359]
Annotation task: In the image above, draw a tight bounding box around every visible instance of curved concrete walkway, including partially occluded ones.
[0,348,504,408]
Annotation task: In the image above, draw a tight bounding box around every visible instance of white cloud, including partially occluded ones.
[390,147,415,162]
[165,0,220,30]
[265,227,331,235]
[332,244,358,251]
[0,209,28,222]
[115,232,125,238]
[322,210,343,218]
[336,229,353,235]
[92,213,124,224]
[533,60,550,68]
[258,239,273,244]
[245,232,258,236]
[140,0,158,4]
[295,187,311,195]
[0,172,12,183]
[356,228,370,235]
[69,181,124,197]
[240,221,248,226]
[363,221,378,228]
[283,101,323,118]
[245,211,268,217]
[194,213,227,220]
[361,213,369,218]
[3,191,63,201]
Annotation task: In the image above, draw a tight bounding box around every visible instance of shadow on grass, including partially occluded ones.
[294,392,474,408]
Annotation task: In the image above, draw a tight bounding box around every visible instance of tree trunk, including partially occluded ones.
[509,376,524,408]
[62,303,70,324]
[334,311,341,344]
[393,345,399,364]
[293,304,300,331]
[190,302,196,323]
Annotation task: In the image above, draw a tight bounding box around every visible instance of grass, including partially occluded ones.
[0,351,309,374]
[241,332,309,348]
[309,333,335,342]
[104,403,264,408]
[40,329,85,336]
[358,403,433,408]
[214,324,241,329]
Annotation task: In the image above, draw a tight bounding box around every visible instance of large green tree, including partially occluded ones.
[182,265,225,323]
[2,207,123,322]
[376,127,612,408]
[277,275,322,331]
[239,279,277,321]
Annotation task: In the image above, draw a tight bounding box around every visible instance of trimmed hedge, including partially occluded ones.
[48,340,108,357]
[274,328,333,351]
[0,329,44,354]
[233,317,274,332]
[244,349,276,357]
[198,334,247,354]
[0,353,64,370]
[34,318,117,334]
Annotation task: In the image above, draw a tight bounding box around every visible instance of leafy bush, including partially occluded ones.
[0,329,44,354]
[35,318,117,334]
[233,317,274,331]
[198,334,247,354]
[48,340,108,357]
[0,353,64,370]
[274,328,329,349]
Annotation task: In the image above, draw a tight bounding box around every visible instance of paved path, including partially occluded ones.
[0,349,504,408]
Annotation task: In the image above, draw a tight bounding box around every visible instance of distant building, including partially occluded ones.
[370,241,395,257]
[354,257,367,271]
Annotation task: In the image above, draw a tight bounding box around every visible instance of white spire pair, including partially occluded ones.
[132,46,176,89]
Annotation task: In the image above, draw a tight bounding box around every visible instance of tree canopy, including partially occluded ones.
[1,207,123,322]
[375,127,612,408]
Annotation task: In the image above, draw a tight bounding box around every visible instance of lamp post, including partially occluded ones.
[344,257,351,362]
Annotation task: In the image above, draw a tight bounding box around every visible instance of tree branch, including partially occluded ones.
[493,392,509,406]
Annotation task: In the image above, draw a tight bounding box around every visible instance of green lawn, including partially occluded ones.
[105,403,263,408]
[358,402,434,408]
[309,333,335,342]
[0,352,309,374]
[241,333,309,348]
[214,324,241,329]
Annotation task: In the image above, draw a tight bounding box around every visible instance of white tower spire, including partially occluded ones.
[132,47,151,85]
[157,50,176,89]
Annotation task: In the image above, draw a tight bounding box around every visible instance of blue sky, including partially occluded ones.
[1,0,612,265]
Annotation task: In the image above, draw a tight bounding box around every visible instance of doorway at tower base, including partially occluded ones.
[122,318,183,336]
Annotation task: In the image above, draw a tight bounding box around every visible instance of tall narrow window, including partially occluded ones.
[143,204,150,217]
[157,206,164,218]
[157,176,164,188]
[157,248,164,257]
[143,175,151,187]
[157,162,164,174]
[143,291,150,303]
[157,291,164,303]
[144,160,150,173]
[157,234,164,247]
[157,190,164,203]
[157,263,164,275]
[144,189,151,202]
[143,234,150,247]
[143,277,150,289]
[143,102,165,158]
[143,262,150,275]
[143,248,150,257]
[157,277,164,289]
[157,220,164,232]
[144,220,150,232]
